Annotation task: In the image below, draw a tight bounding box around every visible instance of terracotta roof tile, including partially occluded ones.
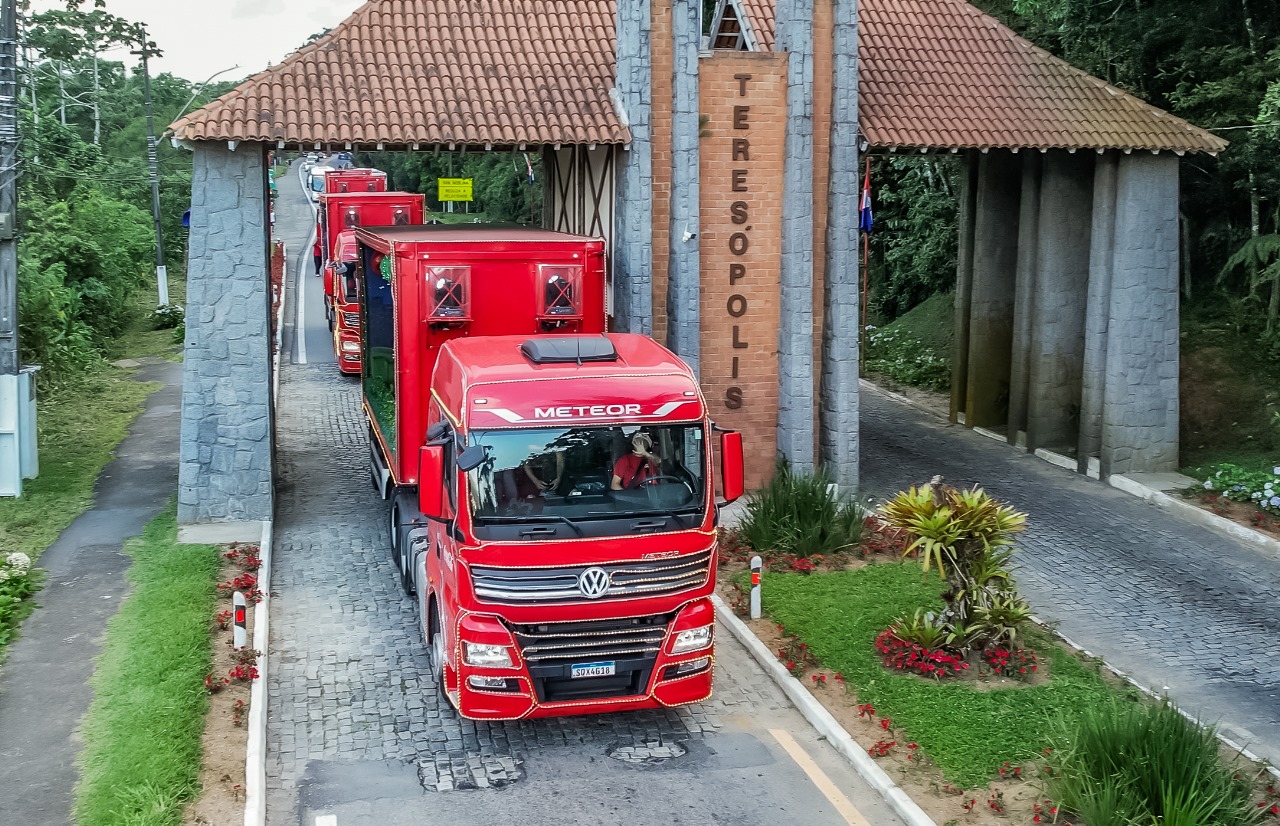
[171,0,628,147]
[735,0,1225,154]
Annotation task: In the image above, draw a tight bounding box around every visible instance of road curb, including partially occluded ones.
[1108,474,1280,560]
[711,594,937,826]
[243,520,273,826]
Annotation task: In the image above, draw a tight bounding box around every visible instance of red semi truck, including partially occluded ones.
[355,225,744,720]
[324,167,388,194]
[316,191,425,372]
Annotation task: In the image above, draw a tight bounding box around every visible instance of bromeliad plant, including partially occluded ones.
[879,480,1033,659]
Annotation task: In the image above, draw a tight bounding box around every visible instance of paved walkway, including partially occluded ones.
[0,359,182,826]
[859,386,1280,765]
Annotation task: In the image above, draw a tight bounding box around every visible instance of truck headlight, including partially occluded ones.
[340,340,360,353]
[464,642,513,668]
[671,624,713,654]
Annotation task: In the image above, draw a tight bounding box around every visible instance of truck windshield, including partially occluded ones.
[467,424,707,525]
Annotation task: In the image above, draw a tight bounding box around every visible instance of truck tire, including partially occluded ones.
[427,601,454,710]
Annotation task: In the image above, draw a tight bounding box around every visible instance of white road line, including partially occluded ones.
[769,728,872,826]
[315,816,337,826]
[295,227,313,365]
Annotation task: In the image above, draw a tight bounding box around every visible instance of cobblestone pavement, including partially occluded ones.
[860,387,1280,764]
[265,358,906,825]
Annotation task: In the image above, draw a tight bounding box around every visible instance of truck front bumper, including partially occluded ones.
[451,598,715,720]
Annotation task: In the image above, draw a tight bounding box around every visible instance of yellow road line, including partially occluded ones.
[770,728,872,826]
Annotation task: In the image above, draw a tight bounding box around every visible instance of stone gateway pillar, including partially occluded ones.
[177,142,273,542]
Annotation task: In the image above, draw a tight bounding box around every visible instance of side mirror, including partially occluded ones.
[457,445,486,472]
[719,431,744,503]
[418,445,445,519]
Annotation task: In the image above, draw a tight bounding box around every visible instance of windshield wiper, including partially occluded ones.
[588,507,702,530]
[473,514,584,537]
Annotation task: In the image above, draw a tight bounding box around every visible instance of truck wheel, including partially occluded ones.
[427,603,454,710]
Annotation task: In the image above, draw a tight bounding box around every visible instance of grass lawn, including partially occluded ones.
[0,277,183,655]
[74,507,220,826]
[762,563,1120,788]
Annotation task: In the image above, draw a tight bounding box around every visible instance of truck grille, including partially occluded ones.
[341,312,360,329]
[508,614,670,702]
[470,550,711,605]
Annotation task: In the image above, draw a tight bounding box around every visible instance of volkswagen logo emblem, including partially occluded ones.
[577,567,611,599]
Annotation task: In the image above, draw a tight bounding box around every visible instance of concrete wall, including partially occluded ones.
[177,142,273,541]
[1026,151,1094,451]
[1099,152,1180,475]
[612,0,654,334]
[775,0,817,472]
[818,0,860,490]
[964,151,1021,428]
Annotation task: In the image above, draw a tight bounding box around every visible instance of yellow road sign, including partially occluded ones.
[438,178,473,202]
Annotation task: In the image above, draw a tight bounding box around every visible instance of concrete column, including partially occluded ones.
[1100,152,1180,476]
[1078,152,1118,470]
[950,153,978,422]
[177,142,273,541]
[613,0,654,335]
[1007,152,1041,443]
[818,0,859,490]
[964,151,1021,429]
[1025,150,1093,452]
[775,0,816,472]
[666,0,701,375]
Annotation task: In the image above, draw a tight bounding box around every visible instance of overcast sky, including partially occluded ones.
[30,0,359,84]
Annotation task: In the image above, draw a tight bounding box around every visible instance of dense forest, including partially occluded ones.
[13,0,1279,467]
[14,1,237,381]
[870,0,1280,332]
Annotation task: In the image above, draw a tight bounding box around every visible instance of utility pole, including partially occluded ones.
[0,0,37,497]
[0,0,16,378]
[132,27,167,306]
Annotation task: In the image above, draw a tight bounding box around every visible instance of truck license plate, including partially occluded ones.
[570,661,616,679]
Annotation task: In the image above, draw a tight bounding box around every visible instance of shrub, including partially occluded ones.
[879,481,1032,653]
[149,304,185,330]
[0,552,37,648]
[864,326,951,391]
[874,628,969,679]
[740,462,866,558]
[1046,700,1259,826]
[1200,463,1280,516]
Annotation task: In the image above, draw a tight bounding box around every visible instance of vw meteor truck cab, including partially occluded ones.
[357,226,744,719]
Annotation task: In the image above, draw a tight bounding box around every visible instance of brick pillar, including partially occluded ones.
[178,142,273,542]
[699,55,787,488]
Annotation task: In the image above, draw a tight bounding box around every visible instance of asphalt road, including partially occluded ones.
[268,161,904,826]
[279,160,337,368]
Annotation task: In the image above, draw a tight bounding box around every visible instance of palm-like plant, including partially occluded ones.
[879,480,1029,647]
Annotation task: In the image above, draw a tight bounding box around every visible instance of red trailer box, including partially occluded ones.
[326,229,363,373]
[355,226,745,720]
[317,191,425,336]
[324,167,388,194]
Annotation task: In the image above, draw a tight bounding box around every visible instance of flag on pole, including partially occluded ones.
[524,152,535,185]
[858,160,873,234]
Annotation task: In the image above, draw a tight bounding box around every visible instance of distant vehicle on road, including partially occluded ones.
[308,165,335,194]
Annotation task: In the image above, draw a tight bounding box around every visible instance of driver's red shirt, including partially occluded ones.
[613,454,658,489]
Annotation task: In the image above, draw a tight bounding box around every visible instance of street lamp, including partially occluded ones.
[130,27,168,307]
